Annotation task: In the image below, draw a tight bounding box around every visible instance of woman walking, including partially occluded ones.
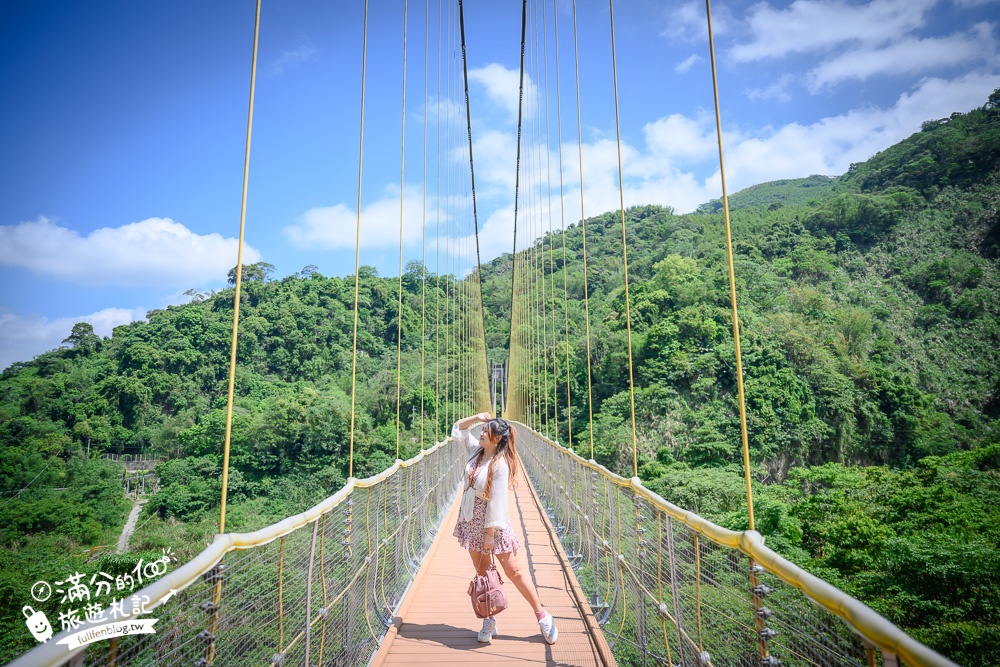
[452,412,559,645]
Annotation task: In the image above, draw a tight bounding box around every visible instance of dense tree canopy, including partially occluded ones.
[2,91,999,664]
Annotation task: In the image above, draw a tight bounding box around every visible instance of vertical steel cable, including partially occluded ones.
[444,3,452,431]
[541,0,560,441]
[571,0,596,459]
[396,0,410,461]
[420,0,429,450]
[524,32,537,429]
[210,1,260,663]
[316,514,329,664]
[531,0,550,435]
[705,0,765,659]
[657,514,676,666]
[552,0,573,447]
[219,0,260,538]
[704,0,755,530]
[506,0,529,420]
[349,0,371,480]
[434,0,442,440]
[606,0,639,477]
[457,0,489,415]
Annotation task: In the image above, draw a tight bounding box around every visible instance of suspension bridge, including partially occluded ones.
[7,0,962,666]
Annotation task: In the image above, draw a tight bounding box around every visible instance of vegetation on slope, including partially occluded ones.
[477,90,1000,663]
[2,90,999,663]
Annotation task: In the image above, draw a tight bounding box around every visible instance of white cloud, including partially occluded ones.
[470,129,519,194]
[270,38,319,74]
[745,74,795,102]
[662,1,732,43]
[285,184,429,250]
[707,71,1000,192]
[809,22,998,88]
[731,0,936,62]
[644,114,720,162]
[287,71,1000,265]
[468,63,537,121]
[416,94,465,127]
[0,307,146,371]
[675,54,702,73]
[0,217,260,287]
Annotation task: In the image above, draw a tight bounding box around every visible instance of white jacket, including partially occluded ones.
[453,422,511,529]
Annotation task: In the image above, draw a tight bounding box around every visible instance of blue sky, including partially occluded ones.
[1,0,999,370]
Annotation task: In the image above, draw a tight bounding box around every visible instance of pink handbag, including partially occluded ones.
[468,554,509,618]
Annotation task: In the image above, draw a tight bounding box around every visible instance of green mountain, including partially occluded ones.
[477,90,1000,663]
[2,90,999,663]
[695,174,837,213]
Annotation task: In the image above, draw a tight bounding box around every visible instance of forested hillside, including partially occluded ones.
[2,91,999,663]
[478,91,1000,663]
[0,262,481,659]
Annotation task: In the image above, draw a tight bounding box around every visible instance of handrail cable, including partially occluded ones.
[606,0,639,477]
[348,0,371,480]
[571,0,596,458]
[395,0,409,461]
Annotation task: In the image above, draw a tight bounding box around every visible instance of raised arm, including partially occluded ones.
[453,412,492,433]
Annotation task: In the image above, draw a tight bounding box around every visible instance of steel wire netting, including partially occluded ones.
[17,438,464,667]
[517,426,885,667]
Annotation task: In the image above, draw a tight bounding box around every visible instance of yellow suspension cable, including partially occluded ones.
[348,0,371,480]
[571,0,596,459]
[419,0,429,450]
[607,0,639,477]
[705,0,755,531]
[531,1,550,437]
[540,0,560,441]
[209,2,260,663]
[396,0,410,461]
[446,0,454,430]
[551,0,572,447]
[434,0,442,441]
[525,66,538,429]
[219,0,261,537]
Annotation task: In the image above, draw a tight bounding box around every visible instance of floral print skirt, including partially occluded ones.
[453,496,521,554]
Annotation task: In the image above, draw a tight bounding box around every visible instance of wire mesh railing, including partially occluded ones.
[516,424,959,667]
[9,437,464,667]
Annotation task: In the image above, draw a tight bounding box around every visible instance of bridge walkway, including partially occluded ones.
[371,470,615,667]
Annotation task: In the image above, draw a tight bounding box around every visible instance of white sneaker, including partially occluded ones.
[477,616,498,643]
[538,612,558,644]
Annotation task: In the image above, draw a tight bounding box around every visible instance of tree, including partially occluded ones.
[228,262,276,286]
[61,322,100,354]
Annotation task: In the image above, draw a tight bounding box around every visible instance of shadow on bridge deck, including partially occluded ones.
[371,472,615,666]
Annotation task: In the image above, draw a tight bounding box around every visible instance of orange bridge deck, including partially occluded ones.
[371,473,615,666]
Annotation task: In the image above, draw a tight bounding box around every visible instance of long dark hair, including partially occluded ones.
[468,418,520,500]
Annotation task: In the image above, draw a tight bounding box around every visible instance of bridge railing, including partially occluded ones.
[9,437,464,667]
[517,424,959,667]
